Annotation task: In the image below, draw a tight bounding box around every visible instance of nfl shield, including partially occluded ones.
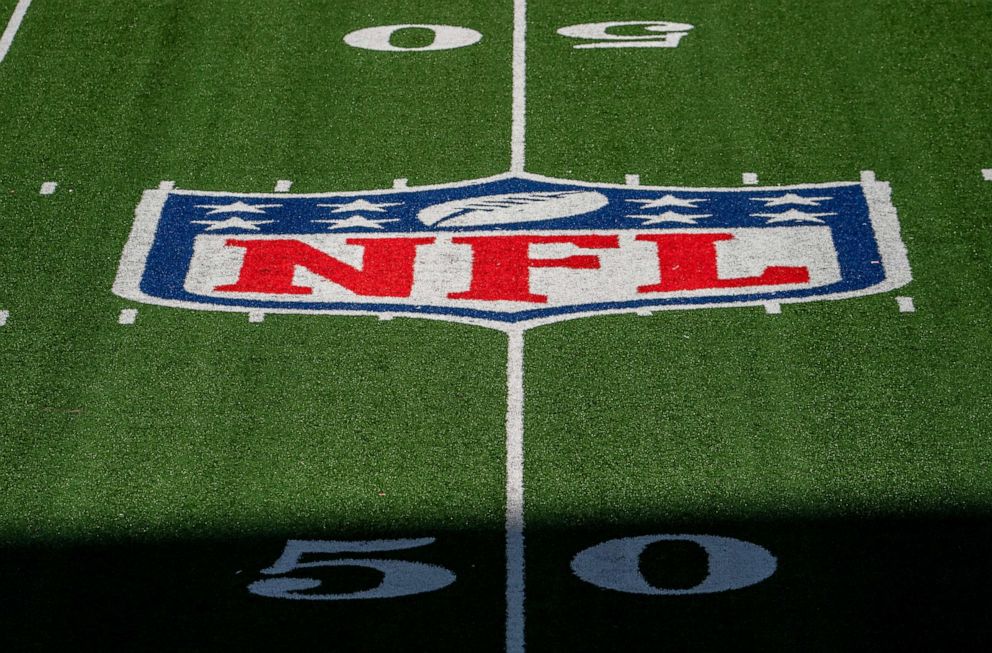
[114,172,910,328]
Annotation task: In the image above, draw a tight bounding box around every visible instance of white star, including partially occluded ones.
[626,195,708,209]
[195,201,282,215]
[317,199,403,213]
[750,193,832,207]
[191,217,274,231]
[752,209,836,224]
[626,211,713,225]
[313,215,401,230]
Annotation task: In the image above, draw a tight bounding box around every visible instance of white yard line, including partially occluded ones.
[275,180,292,192]
[0,309,8,326]
[504,327,526,653]
[0,0,32,65]
[506,3,529,647]
[742,172,759,185]
[510,0,527,173]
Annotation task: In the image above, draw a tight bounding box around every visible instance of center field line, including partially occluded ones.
[505,328,526,652]
[0,0,32,64]
[510,0,527,173]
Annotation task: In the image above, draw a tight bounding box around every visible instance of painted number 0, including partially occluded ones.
[344,25,483,52]
[343,21,693,51]
[571,534,777,595]
[250,534,775,601]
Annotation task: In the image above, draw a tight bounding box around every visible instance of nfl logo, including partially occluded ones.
[114,171,910,328]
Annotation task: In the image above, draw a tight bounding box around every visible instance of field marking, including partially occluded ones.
[248,310,265,323]
[982,169,992,181]
[505,328,526,653]
[0,309,8,326]
[393,178,408,189]
[506,2,528,646]
[625,174,641,186]
[159,180,176,190]
[742,172,759,185]
[118,308,137,325]
[275,180,293,192]
[0,0,32,65]
[510,0,527,173]
[39,181,57,195]
[763,301,782,315]
[896,296,915,313]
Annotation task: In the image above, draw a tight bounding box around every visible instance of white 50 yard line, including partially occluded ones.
[0,0,33,64]
[510,0,527,173]
[507,1,529,649]
[504,328,526,653]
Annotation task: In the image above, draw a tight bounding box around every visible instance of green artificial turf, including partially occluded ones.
[1,1,991,650]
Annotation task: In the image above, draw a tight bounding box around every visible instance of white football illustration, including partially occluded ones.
[417,190,609,227]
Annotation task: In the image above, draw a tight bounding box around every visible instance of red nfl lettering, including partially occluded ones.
[448,234,620,303]
[215,237,435,297]
[635,233,810,293]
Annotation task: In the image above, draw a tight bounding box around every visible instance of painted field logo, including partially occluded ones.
[114,171,910,327]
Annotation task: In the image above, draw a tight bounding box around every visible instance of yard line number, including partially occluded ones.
[343,21,694,52]
[249,534,776,600]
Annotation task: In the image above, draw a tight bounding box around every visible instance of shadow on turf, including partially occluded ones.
[1,511,990,652]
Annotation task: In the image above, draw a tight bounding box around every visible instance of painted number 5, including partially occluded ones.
[557,21,695,49]
[248,538,456,600]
